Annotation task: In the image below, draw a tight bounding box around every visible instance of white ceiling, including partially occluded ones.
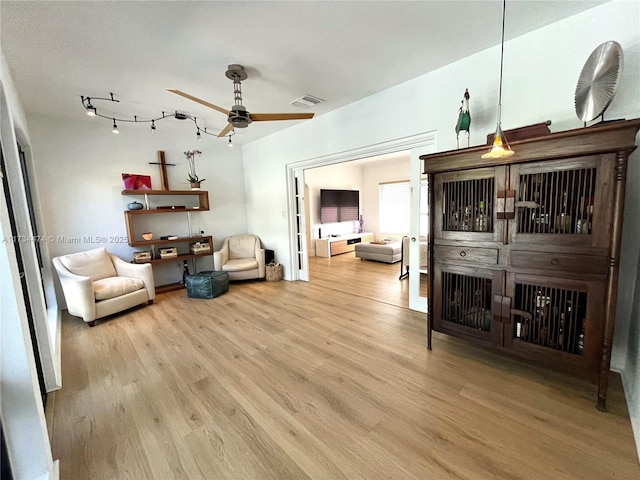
[1,0,607,145]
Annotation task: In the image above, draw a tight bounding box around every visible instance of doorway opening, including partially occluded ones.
[286,131,436,312]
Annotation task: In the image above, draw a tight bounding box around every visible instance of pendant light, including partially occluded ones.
[482,0,514,159]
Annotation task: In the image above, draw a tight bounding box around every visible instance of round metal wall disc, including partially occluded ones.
[575,41,623,123]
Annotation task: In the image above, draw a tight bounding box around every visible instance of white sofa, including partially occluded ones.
[214,234,265,281]
[53,247,155,326]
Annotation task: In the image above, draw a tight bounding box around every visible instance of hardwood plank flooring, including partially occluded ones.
[46,253,639,479]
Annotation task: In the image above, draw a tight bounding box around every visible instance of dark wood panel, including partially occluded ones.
[422,119,640,174]
[434,245,499,265]
[426,118,640,411]
[510,251,608,275]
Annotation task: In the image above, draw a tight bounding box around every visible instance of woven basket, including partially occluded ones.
[266,261,283,282]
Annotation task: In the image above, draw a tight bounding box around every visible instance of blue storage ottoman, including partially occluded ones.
[186,271,229,299]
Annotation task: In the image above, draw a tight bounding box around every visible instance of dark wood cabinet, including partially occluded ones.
[421,119,640,411]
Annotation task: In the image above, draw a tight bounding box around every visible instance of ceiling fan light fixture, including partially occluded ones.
[290,94,324,109]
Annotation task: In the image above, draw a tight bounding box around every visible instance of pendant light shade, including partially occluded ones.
[482,122,514,159]
[482,0,514,159]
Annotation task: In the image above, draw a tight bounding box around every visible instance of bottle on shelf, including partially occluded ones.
[556,191,571,233]
[534,291,550,344]
[578,196,594,234]
[474,200,487,232]
[577,318,585,355]
[449,202,460,231]
[461,205,472,231]
[558,313,565,350]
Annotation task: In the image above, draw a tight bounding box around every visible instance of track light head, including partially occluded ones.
[150,120,156,132]
[112,119,119,134]
[84,97,97,116]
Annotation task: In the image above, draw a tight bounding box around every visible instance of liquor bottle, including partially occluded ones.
[558,313,565,350]
[461,205,472,231]
[475,200,487,232]
[580,196,594,234]
[449,202,460,230]
[577,319,585,355]
[556,191,571,233]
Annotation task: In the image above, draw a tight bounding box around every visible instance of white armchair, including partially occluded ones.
[214,234,265,281]
[53,247,155,326]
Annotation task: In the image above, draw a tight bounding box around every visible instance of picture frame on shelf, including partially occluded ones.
[122,173,152,190]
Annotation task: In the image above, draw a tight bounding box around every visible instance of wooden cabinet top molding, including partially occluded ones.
[422,118,640,174]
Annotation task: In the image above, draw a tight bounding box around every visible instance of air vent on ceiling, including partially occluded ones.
[290,94,324,109]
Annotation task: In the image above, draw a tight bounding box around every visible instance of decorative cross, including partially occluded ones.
[148,151,176,190]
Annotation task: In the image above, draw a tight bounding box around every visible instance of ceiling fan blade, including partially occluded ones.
[217,123,234,137]
[166,89,231,115]
[250,112,315,122]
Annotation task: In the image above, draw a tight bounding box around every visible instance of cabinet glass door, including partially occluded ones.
[509,157,613,249]
[434,167,504,244]
[505,272,603,371]
[433,263,503,345]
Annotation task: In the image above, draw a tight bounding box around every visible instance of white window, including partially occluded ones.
[379,181,410,233]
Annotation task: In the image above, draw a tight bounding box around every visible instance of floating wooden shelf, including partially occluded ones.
[130,235,212,248]
[122,189,213,294]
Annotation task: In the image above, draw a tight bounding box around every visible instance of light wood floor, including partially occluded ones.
[46,253,639,479]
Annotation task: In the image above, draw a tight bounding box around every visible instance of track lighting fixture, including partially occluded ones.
[227,128,235,147]
[85,98,96,116]
[81,92,226,141]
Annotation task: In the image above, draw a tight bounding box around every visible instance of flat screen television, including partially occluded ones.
[320,189,359,223]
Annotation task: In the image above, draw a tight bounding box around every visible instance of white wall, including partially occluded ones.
[28,114,248,293]
[243,0,640,457]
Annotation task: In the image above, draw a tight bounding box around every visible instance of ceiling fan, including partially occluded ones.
[167,64,315,137]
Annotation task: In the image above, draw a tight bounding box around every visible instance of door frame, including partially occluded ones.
[286,131,437,288]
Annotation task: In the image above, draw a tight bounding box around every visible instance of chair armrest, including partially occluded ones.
[213,243,229,271]
[110,254,155,300]
[52,257,96,322]
[256,247,266,278]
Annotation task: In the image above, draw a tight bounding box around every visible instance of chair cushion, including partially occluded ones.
[59,247,117,281]
[93,276,144,301]
[222,258,259,272]
[228,235,258,260]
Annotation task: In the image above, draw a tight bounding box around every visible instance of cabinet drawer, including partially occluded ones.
[510,251,607,275]
[434,245,498,265]
[331,240,351,255]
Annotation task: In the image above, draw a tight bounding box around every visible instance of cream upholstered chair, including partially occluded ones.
[53,247,155,326]
[213,234,265,281]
